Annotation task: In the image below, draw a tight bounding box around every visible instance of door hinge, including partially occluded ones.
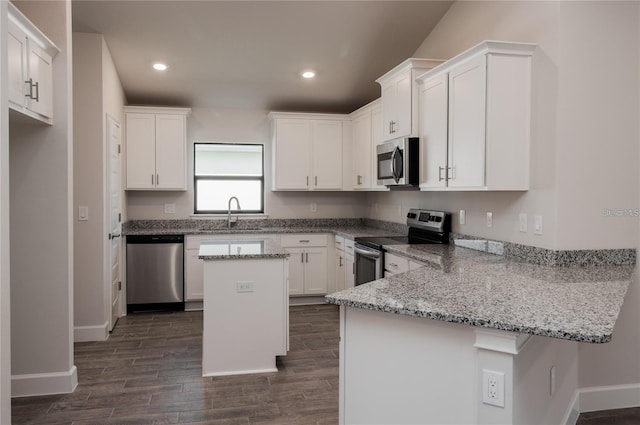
[118,281,122,291]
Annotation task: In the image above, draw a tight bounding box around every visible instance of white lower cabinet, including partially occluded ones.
[281,234,328,296]
[334,235,355,291]
[184,234,280,304]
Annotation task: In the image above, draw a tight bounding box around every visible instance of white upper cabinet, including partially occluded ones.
[417,41,535,191]
[8,3,59,125]
[270,112,349,191]
[350,99,388,191]
[125,106,190,191]
[376,58,443,142]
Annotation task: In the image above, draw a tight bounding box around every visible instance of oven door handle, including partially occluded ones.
[354,244,382,259]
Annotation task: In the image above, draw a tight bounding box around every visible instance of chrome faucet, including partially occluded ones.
[227,196,241,229]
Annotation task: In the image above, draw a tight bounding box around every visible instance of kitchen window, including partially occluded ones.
[194,143,264,214]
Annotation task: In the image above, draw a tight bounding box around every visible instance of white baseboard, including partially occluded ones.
[563,383,640,424]
[74,322,109,342]
[11,365,78,397]
[579,383,640,412]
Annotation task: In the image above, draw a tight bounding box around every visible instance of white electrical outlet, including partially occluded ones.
[164,203,176,214]
[486,212,493,228]
[459,210,466,225]
[482,370,505,408]
[519,213,527,233]
[310,203,317,213]
[534,215,543,235]
[236,281,254,293]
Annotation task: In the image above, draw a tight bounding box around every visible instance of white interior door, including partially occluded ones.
[107,115,123,331]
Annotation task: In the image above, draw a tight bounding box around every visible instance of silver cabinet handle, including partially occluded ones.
[301,252,304,263]
[448,166,455,180]
[299,239,310,243]
[33,81,39,101]
[389,262,398,267]
[305,252,309,263]
[156,174,159,185]
[108,233,121,240]
[314,176,318,186]
[306,176,309,186]
[24,79,33,98]
[438,166,446,182]
[151,174,154,185]
[357,175,362,185]
[339,257,343,267]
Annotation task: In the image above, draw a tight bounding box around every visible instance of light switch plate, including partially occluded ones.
[459,210,466,225]
[486,212,493,228]
[78,206,89,221]
[534,215,543,235]
[519,213,527,233]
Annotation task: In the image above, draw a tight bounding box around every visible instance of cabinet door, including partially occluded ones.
[8,21,27,110]
[448,55,487,188]
[304,247,328,295]
[419,74,449,188]
[287,247,305,295]
[312,120,343,189]
[155,114,186,189]
[370,106,388,191]
[345,252,355,289]
[126,113,156,189]
[394,70,412,138]
[185,249,204,301]
[352,112,372,189]
[381,82,396,141]
[335,252,346,292]
[27,40,53,119]
[274,119,313,190]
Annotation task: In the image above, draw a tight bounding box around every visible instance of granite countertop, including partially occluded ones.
[123,222,404,240]
[326,243,635,344]
[199,237,290,260]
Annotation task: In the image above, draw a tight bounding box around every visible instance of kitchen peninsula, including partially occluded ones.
[326,241,634,425]
[199,237,290,376]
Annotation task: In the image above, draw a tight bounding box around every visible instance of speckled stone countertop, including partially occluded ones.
[326,243,635,343]
[199,237,290,261]
[122,219,405,240]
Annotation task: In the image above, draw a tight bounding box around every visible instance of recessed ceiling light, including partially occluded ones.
[153,63,168,71]
[301,70,316,79]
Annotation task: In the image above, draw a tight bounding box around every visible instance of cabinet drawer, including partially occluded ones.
[281,234,327,247]
[385,252,409,274]
[335,235,345,251]
[344,238,355,255]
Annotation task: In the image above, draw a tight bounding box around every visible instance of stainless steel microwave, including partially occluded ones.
[376,137,419,186]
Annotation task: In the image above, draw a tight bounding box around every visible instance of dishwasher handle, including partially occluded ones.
[354,243,382,260]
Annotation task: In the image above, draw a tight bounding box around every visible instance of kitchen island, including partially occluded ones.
[199,237,290,376]
[326,241,634,425]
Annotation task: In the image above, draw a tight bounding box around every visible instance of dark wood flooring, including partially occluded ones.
[10,303,638,425]
[12,304,340,425]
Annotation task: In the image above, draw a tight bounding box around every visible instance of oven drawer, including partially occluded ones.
[385,252,410,274]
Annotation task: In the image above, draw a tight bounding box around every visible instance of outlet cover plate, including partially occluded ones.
[482,369,505,408]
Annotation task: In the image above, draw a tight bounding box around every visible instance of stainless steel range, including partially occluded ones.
[354,209,451,286]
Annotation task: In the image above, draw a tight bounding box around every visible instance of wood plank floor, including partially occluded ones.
[10,303,638,425]
[12,304,340,425]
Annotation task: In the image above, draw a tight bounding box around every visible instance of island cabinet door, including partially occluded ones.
[287,247,305,295]
[184,249,204,301]
[304,247,328,294]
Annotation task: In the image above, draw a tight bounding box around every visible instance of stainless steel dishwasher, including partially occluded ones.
[126,234,184,313]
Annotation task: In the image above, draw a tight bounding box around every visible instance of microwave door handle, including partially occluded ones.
[391,147,401,183]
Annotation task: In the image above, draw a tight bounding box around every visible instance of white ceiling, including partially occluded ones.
[72,1,452,113]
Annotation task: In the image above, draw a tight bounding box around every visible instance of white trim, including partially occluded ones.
[473,329,532,354]
[562,383,640,425]
[203,367,277,377]
[74,322,109,342]
[11,366,78,397]
[579,383,640,413]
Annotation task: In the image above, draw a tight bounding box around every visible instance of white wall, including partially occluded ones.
[402,0,640,412]
[125,107,367,220]
[73,33,126,340]
[9,0,76,395]
[0,0,10,421]
[369,0,639,252]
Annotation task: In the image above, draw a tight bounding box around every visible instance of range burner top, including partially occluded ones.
[355,209,451,250]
